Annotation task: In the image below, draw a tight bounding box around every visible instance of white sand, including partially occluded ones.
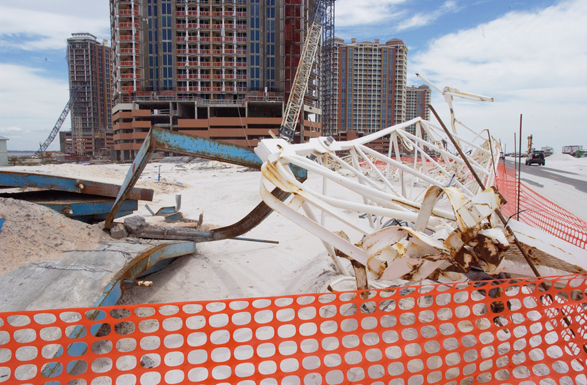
[1,160,351,305]
[119,162,352,304]
[0,197,109,274]
[3,153,586,305]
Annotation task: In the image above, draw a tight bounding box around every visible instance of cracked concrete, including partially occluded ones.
[0,241,156,312]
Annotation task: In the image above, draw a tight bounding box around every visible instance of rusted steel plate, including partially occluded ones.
[151,127,262,169]
[105,130,155,229]
[0,170,153,201]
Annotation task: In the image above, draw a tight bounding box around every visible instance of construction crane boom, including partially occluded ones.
[278,1,323,142]
[526,134,533,156]
[36,85,85,157]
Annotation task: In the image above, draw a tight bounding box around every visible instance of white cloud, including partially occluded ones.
[396,1,460,31]
[0,127,22,133]
[410,0,587,153]
[0,64,69,150]
[335,0,408,27]
[0,1,110,50]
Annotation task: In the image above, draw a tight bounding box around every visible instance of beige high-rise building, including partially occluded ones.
[331,37,408,140]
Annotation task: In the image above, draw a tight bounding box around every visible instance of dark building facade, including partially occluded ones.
[110,0,325,162]
[406,84,431,134]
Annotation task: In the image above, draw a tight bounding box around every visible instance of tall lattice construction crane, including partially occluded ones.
[279,0,334,143]
[35,85,85,157]
[320,0,336,137]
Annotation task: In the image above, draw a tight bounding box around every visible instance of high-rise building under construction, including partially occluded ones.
[63,33,113,156]
[110,0,331,162]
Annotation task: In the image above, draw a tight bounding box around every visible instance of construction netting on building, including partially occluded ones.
[1,274,586,385]
[494,162,587,250]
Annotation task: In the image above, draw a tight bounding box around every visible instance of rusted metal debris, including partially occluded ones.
[0,170,153,223]
[102,77,587,294]
[255,79,587,291]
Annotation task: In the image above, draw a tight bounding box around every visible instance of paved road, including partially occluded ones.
[503,159,587,194]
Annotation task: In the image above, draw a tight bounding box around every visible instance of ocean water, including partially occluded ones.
[7,151,36,157]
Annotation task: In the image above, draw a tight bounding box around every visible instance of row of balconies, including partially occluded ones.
[115,85,251,94]
[176,23,247,30]
[118,22,139,29]
[176,11,247,17]
[120,86,139,93]
[113,109,151,121]
[113,131,149,141]
[177,61,247,67]
[176,36,246,42]
[177,74,246,79]
[117,73,247,81]
[118,48,140,54]
[120,60,140,67]
[176,49,246,55]
[177,86,246,92]
[176,0,247,4]
[118,9,139,16]
[119,35,139,41]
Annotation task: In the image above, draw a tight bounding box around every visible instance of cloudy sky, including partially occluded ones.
[0,0,585,153]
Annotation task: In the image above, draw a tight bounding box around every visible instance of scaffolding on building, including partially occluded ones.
[320,0,335,136]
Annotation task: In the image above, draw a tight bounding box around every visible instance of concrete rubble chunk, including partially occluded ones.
[110,223,128,239]
[124,216,149,234]
[123,215,213,241]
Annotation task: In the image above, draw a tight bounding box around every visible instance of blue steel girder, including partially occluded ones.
[0,171,153,201]
[105,127,306,230]
[44,199,138,221]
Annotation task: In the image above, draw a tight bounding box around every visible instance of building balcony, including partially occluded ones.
[120,86,137,93]
[119,34,139,41]
[113,122,132,131]
[119,22,139,29]
[119,9,139,16]
[120,60,139,67]
[119,48,140,54]
[132,120,151,129]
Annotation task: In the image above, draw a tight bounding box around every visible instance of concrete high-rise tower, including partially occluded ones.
[63,33,113,156]
[406,84,431,134]
[110,0,327,162]
[332,38,408,139]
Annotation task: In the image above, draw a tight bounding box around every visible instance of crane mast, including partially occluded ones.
[36,85,85,157]
[278,1,324,142]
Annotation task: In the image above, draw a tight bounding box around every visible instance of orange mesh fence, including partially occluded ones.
[1,274,586,385]
[495,163,587,250]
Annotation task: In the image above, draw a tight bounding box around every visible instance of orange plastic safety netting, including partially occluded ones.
[494,163,587,250]
[1,274,586,385]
